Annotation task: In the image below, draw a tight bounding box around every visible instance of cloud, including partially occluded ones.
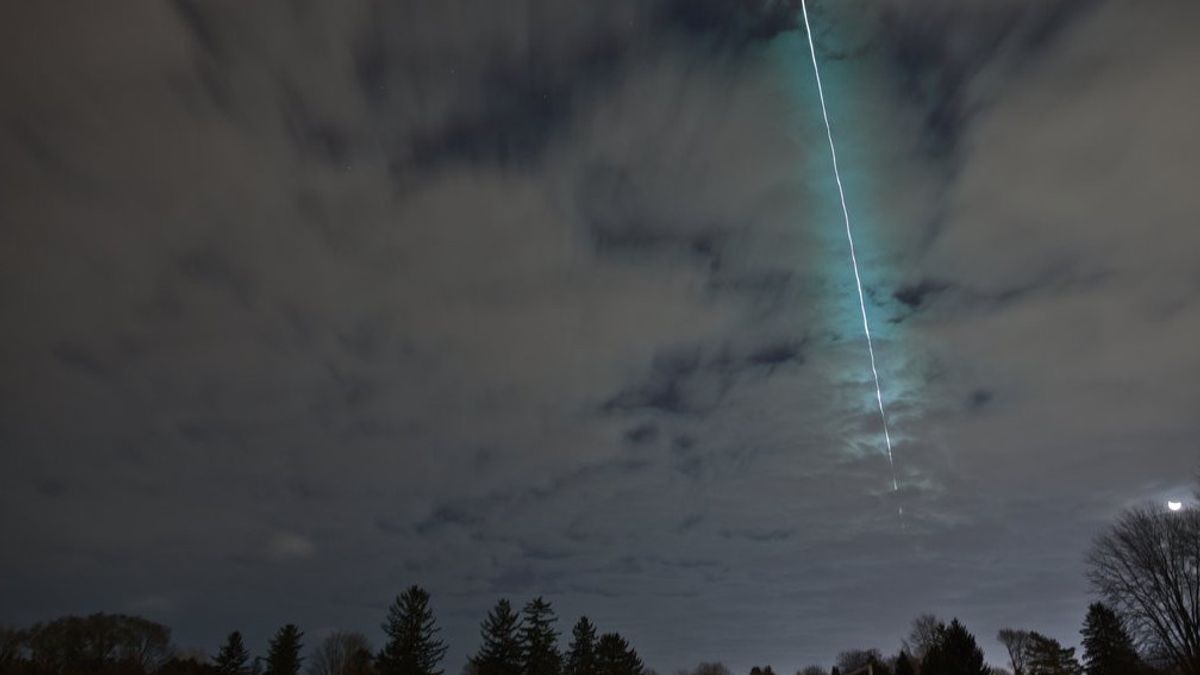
[0,0,1196,671]
[264,532,317,562]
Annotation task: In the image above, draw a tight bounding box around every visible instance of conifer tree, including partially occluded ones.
[921,620,989,675]
[215,631,251,675]
[265,624,303,675]
[471,599,523,675]
[378,586,448,675]
[1025,633,1083,675]
[1080,603,1140,675]
[565,617,598,675]
[594,633,643,675]
[894,652,916,675]
[521,598,561,675]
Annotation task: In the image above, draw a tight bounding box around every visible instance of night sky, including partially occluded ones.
[1,0,1198,672]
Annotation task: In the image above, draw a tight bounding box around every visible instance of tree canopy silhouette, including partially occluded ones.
[378,586,449,675]
[470,599,522,675]
[920,619,988,675]
[1087,504,1200,674]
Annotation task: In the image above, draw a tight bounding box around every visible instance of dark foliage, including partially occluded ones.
[565,617,598,675]
[921,619,988,675]
[470,600,523,675]
[594,634,644,675]
[265,624,303,675]
[521,598,562,675]
[378,586,449,675]
[1080,603,1141,675]
[214,632,251,675]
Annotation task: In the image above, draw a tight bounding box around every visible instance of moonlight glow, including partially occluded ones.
[1168,501,1183,512]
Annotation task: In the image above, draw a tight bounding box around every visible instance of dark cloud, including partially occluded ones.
[1,0,1197,672]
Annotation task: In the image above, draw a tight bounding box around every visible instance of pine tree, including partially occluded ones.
[215,631,251,675]
[521,598,561,675]
[378,585,449,675]
[1080,603,1140,675]
[471,599,523,675]
[894,652,916,675]
[921,619,989,675]
[1026,633,1083,675]
[265,624,303,675]
[565,617,598,675]
[594,633,643,675]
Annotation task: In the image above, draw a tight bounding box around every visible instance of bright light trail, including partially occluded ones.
[800,0,900,496]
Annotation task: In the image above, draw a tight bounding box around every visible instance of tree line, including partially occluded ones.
[1,486,1195,675]
[0,587,644,675]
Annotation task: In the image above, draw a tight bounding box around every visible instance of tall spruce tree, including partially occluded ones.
[565,617,598,675]
[521,598,561,675]
[921,619,989,675]
[265,624,303,675]
[1080,603,1140,675]
[215,631,251,675]
[378,586,448,675]
[471,599,523,675]
[894,652,916,675]
[1026,633,1083,675]
[594,633,643,675]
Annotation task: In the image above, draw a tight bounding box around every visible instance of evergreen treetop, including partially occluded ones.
[565,616,598,675]
[471,599,523,675]
[1080,603,1140,675]
[920,619,989,675]
[265,624,304,675]
[214,631,251,675]
[521,597,562,675]
[378,585,449,675]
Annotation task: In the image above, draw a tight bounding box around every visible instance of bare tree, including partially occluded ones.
[308,631,374,675]
[1087,504,1200,674]
[996,629,1032,675]
[836,649,884,674]
[904,614,944,664]
[685,664,732,675]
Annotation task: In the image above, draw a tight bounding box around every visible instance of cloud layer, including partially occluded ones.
[1,0,1197,671]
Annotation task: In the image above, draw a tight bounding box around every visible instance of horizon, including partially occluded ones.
[2,1,1198,673]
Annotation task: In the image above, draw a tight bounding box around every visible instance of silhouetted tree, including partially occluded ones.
[471,600,522,675]
[1087,504,1200,674]
[378,586,448,675]
[0,625,24,671]
[14,613,171,674]
[904,615,944,665]
[594,634,643,675]
[265,625,304,675]
[161,654,224,675]
[997,630,1033,675]
[565,618,598,675]
[216,632,252,675]
[921,619,988,675]
[686,664,731,675]
[1025,633,1082,675]
[837,649,886,674]
[894,652,915,675]
[1080,603,1140,675]
[308,631,374,675]
[521,598,561,675]
[749,667,776,675]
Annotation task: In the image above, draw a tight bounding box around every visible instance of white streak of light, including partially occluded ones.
[801,0,899,495]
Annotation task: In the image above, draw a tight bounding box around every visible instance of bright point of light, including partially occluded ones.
[1168,501,1183,512]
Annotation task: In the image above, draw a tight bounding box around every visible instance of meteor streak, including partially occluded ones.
[800,0,900,497]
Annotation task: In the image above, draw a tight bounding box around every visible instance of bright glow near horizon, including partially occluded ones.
[1168,500,1183,511]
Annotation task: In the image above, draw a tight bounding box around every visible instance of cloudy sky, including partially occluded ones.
[1,0,1198,671]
